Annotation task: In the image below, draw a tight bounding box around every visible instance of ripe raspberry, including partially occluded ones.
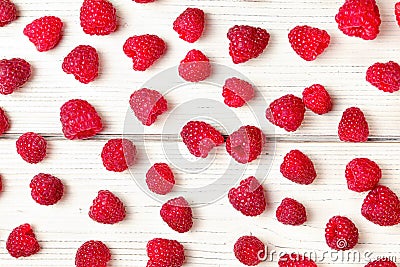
[266,94,305,132]
[16,132,47,164]
[226,125,265,164]
[75,240,111,267]
[133,0,155,3]
[0,0,17,27]
[280,150,316,185]
[6,224,40,258]
[228,176,266,217]
[227,25,270,64]
[0,58,31,95]
[123,34,166,71]
[335,0,381,40]
[0,107,10,136]
[338,107,369,142]
[62,45,99,84]
[101,139,136,172]
[278,254,317,267]
[302,84,332,115]
[173,8,204,43]
[234,236,265,266]
[129,88,168,126]
[89,190,126,224]
[180,121,224,158]
[160,197,193,233]
[60,99,103,140]
[325,216,359,251]
[345,158,382,192]
[178,49,211,82]
[146,163,175,195]
[80,0,117,36]
[222,77,255,108]
[23,16,63,52]
[288,25,330,61]
[396,3,400,27]
[30,173,64,205]
[366,61,400,93]
[0,175,3,192]
[361,185,400,226]
[276,198,307,226]
[365,259,397,267]
[146,238,185,267]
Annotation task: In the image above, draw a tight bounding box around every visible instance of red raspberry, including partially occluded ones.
[0,107,10,136]
[365,259,397,267]
[0,0,16,27]
[60,99,103,140]
[361,185,400,226]
[160,196,193,233]
[123,34,166,71]
[234,236,265,266]
[396,3,400,27]
[276,198,307,226]
[146,163,175,195]
[280,150,316,185]
[146,238,185,267]
[180,121,224,158]
[23,16,63,52]
[89,190,126,224]
[62,45,99,84]
[6,223,40,258]
[338,107,369,142]
[228,176,266,217]
[366,61,400,93]
[226,125,265,164]
[134,0,155,3]
[278,254,317,267]
[335,0,381,40]
[288,25,330,61]
[325,216,359,251]
[75,240,111,267]
[0,58,31,95]
[101,138,136,172]
[129,88,168,126]
[222,77,255,108]
[345,158,382,192]
[30,173,64,205]
[173,8,204,43]
[16,132,47,164]
[266,94,305,132]
[80,0,116,36]
[302,84,332,115]
[227,25,270,64]
[178,49,211,82]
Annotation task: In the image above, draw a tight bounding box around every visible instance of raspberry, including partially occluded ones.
[365,259,397,267]
[0,107,10,136]
[123,34,166,71]
[227,25,270,64]
[23,16,63,52]
[280,150,316,185]
[80,0,117,36]
[266,94,305,132]
[361,185,400,226]
[89,190,126,224]
[30,173,64,205]
[16,132,47,164]
[60,99,103,140]
[276,198,307,226]
[75,240,111,267]
[134,0,155,2]
[335,0,381,40]
[222,77,255,108]
[62,45,99,84]
[0,0,16,27]
[0,175,3,192]
[302,84,332,115]
[146,163,175,195]
[6,223,40,258]
[366,61,400,93]
[278,254,317,267]
[146,238,185,267]
[338,107,369,142]
[0,58,31,95]
[160,196,193,233]
[233,236,265,266]
[288,25,330,61]
[325,216,359,251]
[101,139,136,172]
[226,125,265,164]
[129,88,168,126]
[396,3,400,27]
[180,121,224,158]
[228,176,266,217]
[345,158,382,192]
[178,49,211,82]
[173,8,204,43]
